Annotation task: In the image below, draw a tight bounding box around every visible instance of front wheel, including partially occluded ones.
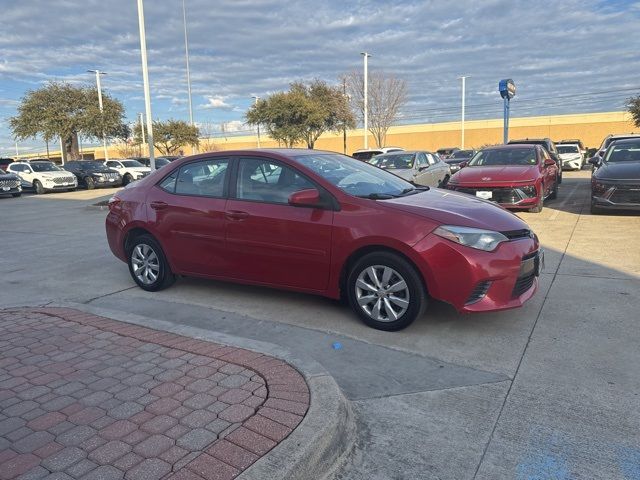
[347,252,427,331]
[33,180,45,195]
[529,188,544,213]
[123,173,133,186]
[127,234,176,291]
[548,180,558,200]
[439,175,450,187]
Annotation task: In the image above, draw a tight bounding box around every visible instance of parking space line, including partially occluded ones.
[549,183,582,220]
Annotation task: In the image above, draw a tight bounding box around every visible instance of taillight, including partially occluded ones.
[108,196,122,211]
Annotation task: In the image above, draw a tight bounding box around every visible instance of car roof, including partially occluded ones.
[608,138,640,146]
[483,144,538,150]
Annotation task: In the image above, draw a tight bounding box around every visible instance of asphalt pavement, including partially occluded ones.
[1,171,639,479]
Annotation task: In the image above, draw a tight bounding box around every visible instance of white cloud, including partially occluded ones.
[200,96,234,110]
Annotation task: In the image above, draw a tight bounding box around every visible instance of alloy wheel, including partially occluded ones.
[131,243,160,285]
[355,265,410,322]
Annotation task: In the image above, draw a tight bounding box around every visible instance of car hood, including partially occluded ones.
[39,171,74,178]
[452,165,539,184]
[128,167,151,173]
[0,172,19,180]
[559,153,581,159]
[595,161,640,181]
[381,188,530,232]
[385,169,413,181]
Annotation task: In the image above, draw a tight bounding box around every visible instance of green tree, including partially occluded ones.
[10,81,128,160]
[133,119,199,155]
[627,95,640,127]
[246,80,355,149]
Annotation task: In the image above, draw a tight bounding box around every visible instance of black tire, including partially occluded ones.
[85,176,95,190]
[127,234,176,291]
[590,200,602,215]
[33,180,45,195]
[548,179,558,200]
[529,188,544,213]
[439,175,450,187]
[123,173,133,186]
[347,251,427,331]
[557,169,563,184]
[11,192,21,198]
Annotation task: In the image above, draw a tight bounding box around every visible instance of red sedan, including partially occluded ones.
[445,145,559,213]
[106,149,541,331]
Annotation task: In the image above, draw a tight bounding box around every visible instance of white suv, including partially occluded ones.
[8,161,77,194]
[352,147,404,161]
[105,159,151,185]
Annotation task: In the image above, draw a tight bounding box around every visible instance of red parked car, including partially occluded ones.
[106,149,541,331]
[445,145,558,213]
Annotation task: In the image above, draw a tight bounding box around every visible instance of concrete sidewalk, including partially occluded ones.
[0,308,311,480]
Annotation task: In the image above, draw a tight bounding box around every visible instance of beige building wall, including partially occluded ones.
[19,111,637,160]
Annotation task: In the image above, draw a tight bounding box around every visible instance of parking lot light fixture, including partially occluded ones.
[459,76,468,150]
[87,69,109,161]
[251,95,261,147]
[137,0,155,170]
[361,52,371,149]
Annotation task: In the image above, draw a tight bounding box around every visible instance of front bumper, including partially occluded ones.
[592,183,640,210]
[0,184,22,195]
[94,178,123,188]
[447,184,540,209]
[413,233,540,313]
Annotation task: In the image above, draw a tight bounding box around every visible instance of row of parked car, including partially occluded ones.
[350,133,640,215]
[0,156,180,198]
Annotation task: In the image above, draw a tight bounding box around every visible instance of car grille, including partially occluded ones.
[512,251,540,298]
[609,185,640,204]
[455,187,523,204]
[465,281,492,305]
[501,229,533,240]
[101,173,120,181]
[0,179,20,188]
[53,176,76,184]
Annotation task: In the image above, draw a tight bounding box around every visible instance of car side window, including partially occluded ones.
[174,159,229,197]
[426,154,437,166]
[158,172,178,193]
[416,153,427,166]
[10,164,22,172]
[107,161,120,168]
[236,158,314,204]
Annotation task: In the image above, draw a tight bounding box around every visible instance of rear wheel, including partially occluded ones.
[548,179,558,200]
[347,252,427,331]
[85,177,95,190]
[33,180,45,195]
[127,234,176,291]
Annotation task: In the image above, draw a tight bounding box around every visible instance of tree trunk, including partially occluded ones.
[65,132,81,160]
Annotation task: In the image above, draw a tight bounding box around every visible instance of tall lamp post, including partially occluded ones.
[459,76,468,149]
[499,79,516,144]
[87,69,109,160]
[182,0,197,154]
[251,95,261,148]
[137,0,155,170]
[138,113,146,155]
[360,52,371,149]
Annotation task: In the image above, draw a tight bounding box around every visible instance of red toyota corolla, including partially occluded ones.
[445,144,559,213]
[106,149,541,331]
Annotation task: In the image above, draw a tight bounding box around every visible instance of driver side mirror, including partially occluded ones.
[458,161,468,168]
[544,158,556,167]
[288,188,321,208]
[588,157,600,166]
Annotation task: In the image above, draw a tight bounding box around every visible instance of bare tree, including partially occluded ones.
[345,71,407,148]
[198,122,220,152]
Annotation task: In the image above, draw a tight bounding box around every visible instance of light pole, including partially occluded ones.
[459,76,468,149]
[182,0,194,128]
[137,0,155,170]
[251,95,261,147]
[138,113,146,155]
[360,52,371,149]
[87,69,109,161]
[15,141,18,157]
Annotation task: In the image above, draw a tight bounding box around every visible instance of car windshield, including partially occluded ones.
[352,151,382,161]
[155,158,170,167]
[604,143,640,162]
[468,148,538,166]
[73,162,104,170]
[121,160,145,168]
[604,136,640,149]
[368,153,415,170]
[30,162,61,172]
[295,153,416,198]
[451,150,474,159]
[557,145,579,154]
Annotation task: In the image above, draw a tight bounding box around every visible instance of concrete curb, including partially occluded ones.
[42,301,356,480]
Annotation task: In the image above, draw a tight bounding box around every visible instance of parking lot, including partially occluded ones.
[1,170,639,479]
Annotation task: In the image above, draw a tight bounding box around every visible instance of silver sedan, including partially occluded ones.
[367,151,451,187]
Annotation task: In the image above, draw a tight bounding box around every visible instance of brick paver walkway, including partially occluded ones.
[0,308,309,480]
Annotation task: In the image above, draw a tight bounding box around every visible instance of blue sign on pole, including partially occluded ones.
[499,79,516,143]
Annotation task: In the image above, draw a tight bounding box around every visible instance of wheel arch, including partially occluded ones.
[338,244,430,300]
[122,225,177,273]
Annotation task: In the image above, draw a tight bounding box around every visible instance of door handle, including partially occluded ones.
[150,201,168,210]
[225,210,249,221]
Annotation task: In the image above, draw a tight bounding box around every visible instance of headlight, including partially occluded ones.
[519,185,537,197]
[433,225,508,252]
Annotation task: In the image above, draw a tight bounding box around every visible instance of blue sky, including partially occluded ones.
[1,0,640,155]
